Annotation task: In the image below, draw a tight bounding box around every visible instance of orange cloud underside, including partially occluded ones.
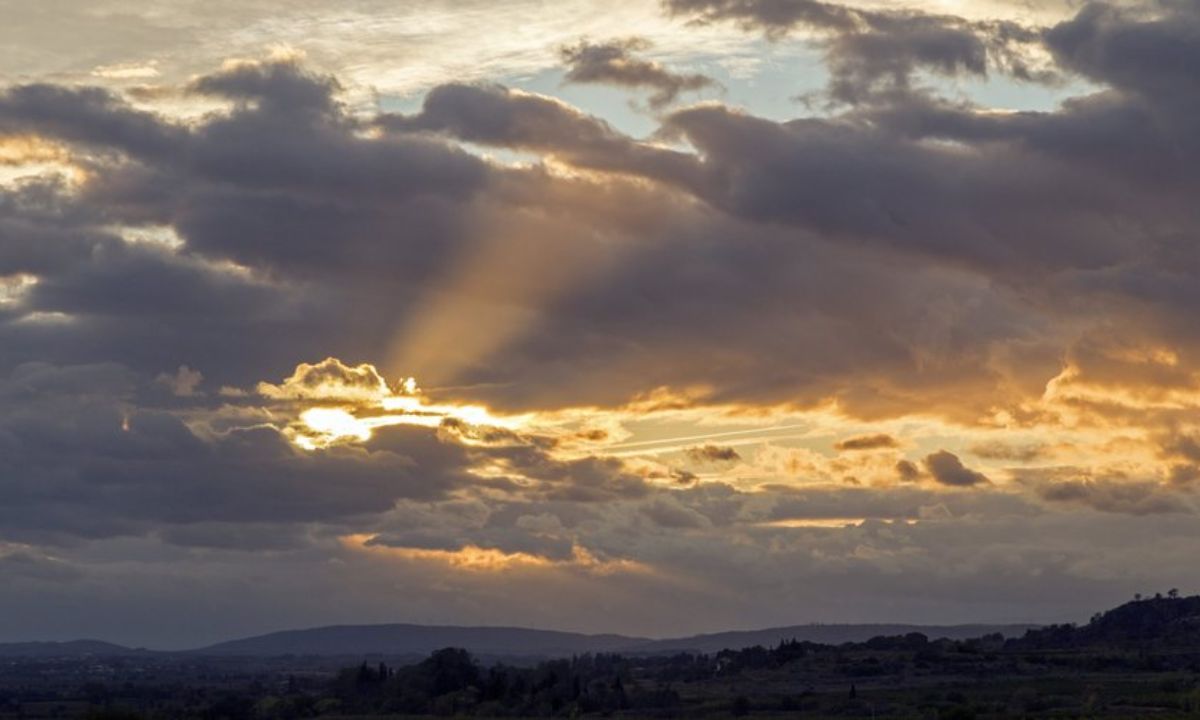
[340,534,651,575]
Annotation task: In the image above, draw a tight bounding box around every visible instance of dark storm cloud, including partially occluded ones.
[560,38,717,108]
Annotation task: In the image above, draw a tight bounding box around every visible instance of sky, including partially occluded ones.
[1,0,1198,649]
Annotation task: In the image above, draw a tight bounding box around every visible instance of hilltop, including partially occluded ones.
[1017,591,1200,648]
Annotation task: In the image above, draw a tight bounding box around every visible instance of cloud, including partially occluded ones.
[478,445,653,503]
[560,38,718,108]
[0,361,486,544]
[836,433,898,451]
[896,459,922,483]
[155,365,202,397]
[256,357,398,403]
[1160,432,1200,464]
[924,450,990,487]
[4,0,1200,645]
[0,13,1192,422]
[188,57,341,115]
[685,444,741,462]
[663,0,1050,103]
[1043,2,1200,102]
[0,83,185,161]
[381,82,699,185]
[969,441,1050,463]
[1036,477,1192,516]
[642,498,712,528]
[0,56,1075,419]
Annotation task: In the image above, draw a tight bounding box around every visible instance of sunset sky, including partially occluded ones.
[2,0,1198,648]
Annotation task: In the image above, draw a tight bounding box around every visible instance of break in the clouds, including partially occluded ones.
[2,0,1200,648]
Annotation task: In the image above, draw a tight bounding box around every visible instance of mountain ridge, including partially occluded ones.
[191,623,647,658]
[0,621,1038,659]
[0,639,147,657]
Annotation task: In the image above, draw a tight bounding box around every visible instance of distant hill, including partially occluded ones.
[1017,594,1200,649]
[630,623,1039,654]
[191,624,650,659]
[0,622,1040,659]
[192,622,1038,658]
[0,639,140,657]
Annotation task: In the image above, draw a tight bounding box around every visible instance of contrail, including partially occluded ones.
[603,423,814,451]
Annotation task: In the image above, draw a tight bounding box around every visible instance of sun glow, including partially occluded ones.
[295,408,372,448]
[270,355,1174,497]
[277,359,531,450]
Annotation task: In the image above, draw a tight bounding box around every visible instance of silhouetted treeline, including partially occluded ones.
[329,647,688,716]
[324,637,1017,716]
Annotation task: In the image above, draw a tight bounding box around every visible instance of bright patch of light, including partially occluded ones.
[0,274,37,306]
[759,518,906,529]
[92,61,161,79]
[280,360,531,450]
[340,533,651,575]
[297,407,372,447]
[110,225,186,250]
[0,136,84,188]
[15,311,74,324]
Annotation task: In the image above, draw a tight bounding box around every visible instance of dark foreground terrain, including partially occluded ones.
[5,594,1200,719]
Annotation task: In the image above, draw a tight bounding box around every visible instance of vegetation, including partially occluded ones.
[6,593,1200,719]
